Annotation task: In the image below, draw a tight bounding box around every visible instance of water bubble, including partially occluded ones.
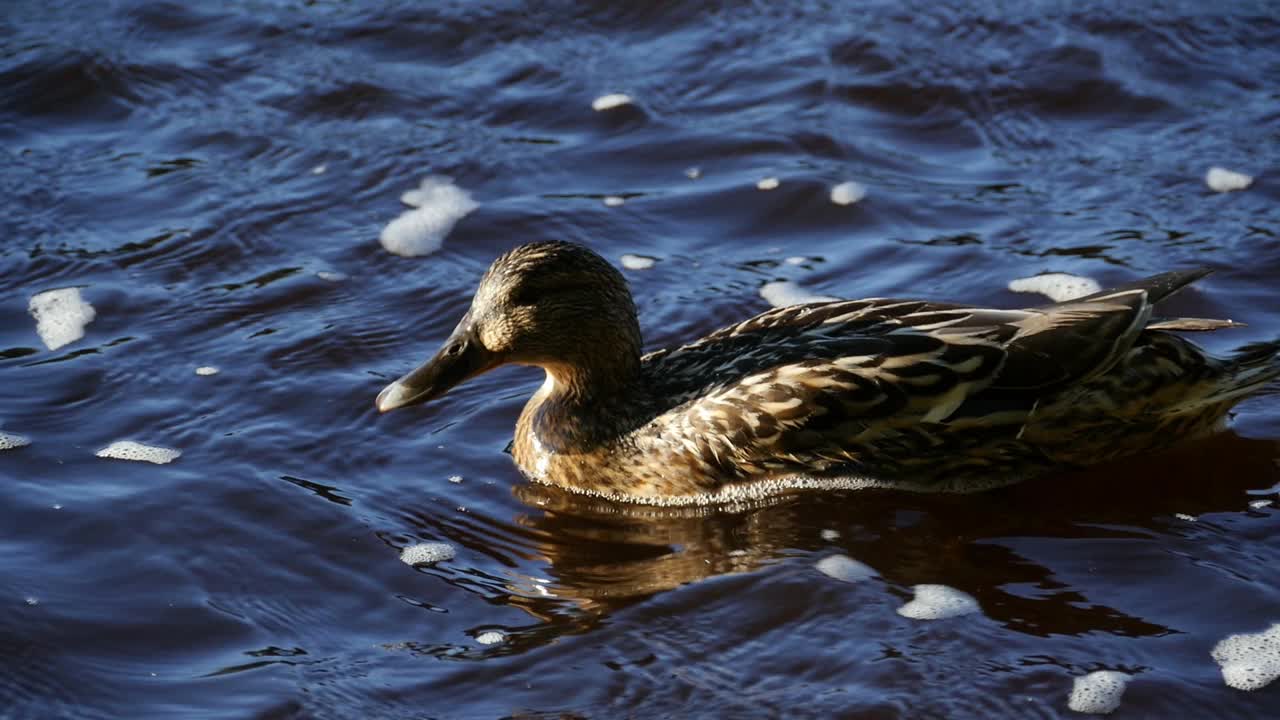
[1067,670,1130,714]
[1008,273,1102,303]
[829,181,867,205]
[381,177,478,257]
[620,254,657,270]
[1211,623,1280,691]
[897,584,981,620]
[1205,166,1253,193]
[592,93,633,111]
[29,287,96,351]
[476,630,506,645]
[400,542,456,566]
[96,441,181,464]
[815,554,876,583]
[0,432,31,451]
[759,281,839,308]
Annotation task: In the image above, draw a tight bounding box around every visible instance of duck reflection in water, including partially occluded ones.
[426,433,1278,643]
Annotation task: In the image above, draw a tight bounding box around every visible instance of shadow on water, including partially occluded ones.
[404,432,1278,645]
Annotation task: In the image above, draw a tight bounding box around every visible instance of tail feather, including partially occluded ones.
[1078,268,1214,306]
[1147,317,1246,332]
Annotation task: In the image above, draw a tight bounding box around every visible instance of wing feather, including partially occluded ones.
[640,270,1225,481]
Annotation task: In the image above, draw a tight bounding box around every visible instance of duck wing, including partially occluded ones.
[644,272,1211,479]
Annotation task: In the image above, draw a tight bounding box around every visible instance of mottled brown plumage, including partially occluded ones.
[377,241,1279,505]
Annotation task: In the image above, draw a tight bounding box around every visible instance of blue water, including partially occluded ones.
[3,1,1279,717]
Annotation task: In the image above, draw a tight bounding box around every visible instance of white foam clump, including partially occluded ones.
[1211,622,1280,691]
[195,366,219,376]
[1249,499,1272,509]
[592,93,632,111]
[0,432,32,451]
[898,584,981,620]
[1067,671,1130,714]
[830,181,867,206]
[602,195,625,207]
[815,554,877,583]
[96,440,181,464]
[316,270,346,282]
[756,177,780,190]
[400,542,456,566]
[684,167,702,180]
[760,281,839,308]
[620,253,657,270]
[475,630,505,645]
[29,287,97,351]
[1008,273,1102,303]
[380,177,478,257]
[1205,166,1253,193]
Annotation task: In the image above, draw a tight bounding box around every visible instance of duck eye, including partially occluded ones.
[510,281,594,306]
[510,285,546,306]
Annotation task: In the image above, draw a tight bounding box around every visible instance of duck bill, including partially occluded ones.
[376,315,498,413]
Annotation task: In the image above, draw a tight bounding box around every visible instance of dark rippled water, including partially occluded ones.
[3,2,1280,717]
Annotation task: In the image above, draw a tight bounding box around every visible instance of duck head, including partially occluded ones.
[376,241,643,412]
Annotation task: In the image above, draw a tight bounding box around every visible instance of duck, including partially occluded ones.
[376,241,1279,505]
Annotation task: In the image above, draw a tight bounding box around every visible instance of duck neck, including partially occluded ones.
[524,347,645,454]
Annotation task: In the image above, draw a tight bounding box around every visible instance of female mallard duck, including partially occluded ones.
[377,241,1279,505]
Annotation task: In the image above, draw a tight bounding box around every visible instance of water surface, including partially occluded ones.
[3,1,1279,717]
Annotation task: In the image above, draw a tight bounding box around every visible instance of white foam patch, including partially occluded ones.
[760,281,839,308]
[1211,623,1280,691]
[684,166,702,180]
[96,440,181,464]
[602,195,625,207]
[311,164,327,175]
[1008,273,1102,303]
[592,93,632,111]
[195,366,219,376]
[400,542,456,566]
[447,475,463,484]
[0,432,32,451]
[620,253,657,270]
[756,177,780,190]
[380,177,478,257]
[475,630,505,645]
[1249,499,1272,509]
[1206,166,1253,193]
[316,270,346,282]
[830,181,867,206]
[815,554,877,583]
[897,584,981,620]
[29,287,96,351]
[1068,671,1130,714]
[785,256,808,265]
